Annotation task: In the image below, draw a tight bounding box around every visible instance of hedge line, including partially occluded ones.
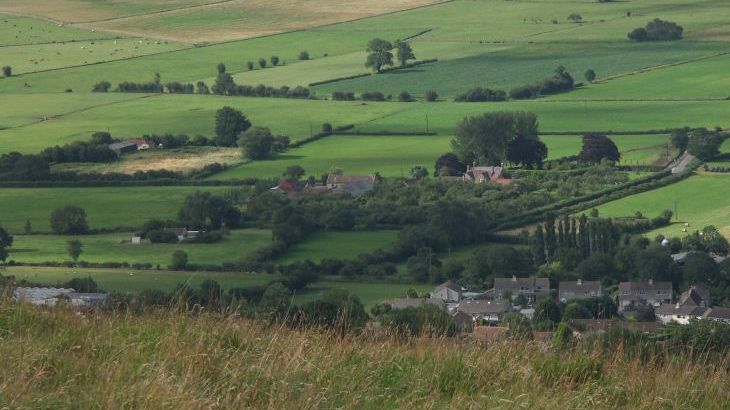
[308,59,438,87]
[496,164,699,231]
[0,178,258,188]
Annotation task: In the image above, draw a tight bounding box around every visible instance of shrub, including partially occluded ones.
[628,19,683,41]
[298,51,310,60]
[398,90,414,102]
[270,56,279,66]
[332,91,356,101]
[425,90,439,101]
[258,58,267,68]
[92,81,111,92]
[247,61,254,70]
[454,87,507,102]
[50,206,89,235]
[361,91,386,101]
[1,66,11,77]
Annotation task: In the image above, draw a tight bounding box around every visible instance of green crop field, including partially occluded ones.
[214,134,451,179]
[0,95,404,153]
[597,174,730,239]
[8,229,271,266]
[0,186,236,233]
[274,231,399,264]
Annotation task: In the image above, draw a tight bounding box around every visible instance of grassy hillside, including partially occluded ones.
[0,304,727,408]
[597,173,730,239]
[8,229,271,266]
[0,186,236,233]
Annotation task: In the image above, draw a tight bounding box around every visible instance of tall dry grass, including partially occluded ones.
[0,302,728,409]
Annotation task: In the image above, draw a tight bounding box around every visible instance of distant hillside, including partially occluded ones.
[0,303,728,408]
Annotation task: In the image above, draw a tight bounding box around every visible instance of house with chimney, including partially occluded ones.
[617,279,672,310]
[493,276,550,303]
[463,165,511,186]
[558,280,602,303]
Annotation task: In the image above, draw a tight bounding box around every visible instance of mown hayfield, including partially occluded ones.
[274,230,399,264]
[0,0,216,24]
[596,174,730,239]
[52,147,243,175]
[213,134,451,180]
[8,229,271,266]
[0,94,404,153]
[83,0,444,43]
[0,185,236,233]
[4,37,185,75]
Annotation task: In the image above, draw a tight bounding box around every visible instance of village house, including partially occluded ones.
[451,311,474,332]
[702,307,730,325]
[558,280,602,303]
[455,300,510,324]
[493,276,550,303]
[617,279,672,310]
[463,165,511,186]
[326,174,377,197]
[431,281,462,303]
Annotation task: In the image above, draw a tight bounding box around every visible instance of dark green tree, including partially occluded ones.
[66,239,83,263]
[452,111,538,165]
[50,206,88,234]
[532,225,546,265]
[270,56,279,66]
[506,134,548,169]
[394,39,415,67]
[239,127,274,160]
[584,69,596,82]
[171,250,188,270]
[214,106,251,147]
[579,133,620,163]
[365,38,393,72]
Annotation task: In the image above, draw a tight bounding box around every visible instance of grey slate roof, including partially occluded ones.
[655,303,708,317]
[456,300,509,316]
[560,280,601,294]
[619,281,672,293]
[390,298,445,310]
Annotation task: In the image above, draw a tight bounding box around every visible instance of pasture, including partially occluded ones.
[596,174,730,239]
[8,229,271,266]
[274,230,399,264]
[0,186,237,233]
[0,15,113,46]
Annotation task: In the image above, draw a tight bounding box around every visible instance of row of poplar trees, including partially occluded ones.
[531,213,620,265]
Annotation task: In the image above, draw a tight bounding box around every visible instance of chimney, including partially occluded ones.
[511,275,517,282]
[675,302,680,309]
[649,279,654,285]
[577,279,582,286]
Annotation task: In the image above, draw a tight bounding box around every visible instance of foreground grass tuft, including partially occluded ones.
[0,303,728,408]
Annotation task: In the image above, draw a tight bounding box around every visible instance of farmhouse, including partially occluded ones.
[559,280,602,303]
[463,165,511,186]
[702,307,730,325]
[108,140,140,156]
[494,276,550,303]
[431,281,462,302]
[617,280,672,310]
[656,303,708,325]
[326,174,377,197]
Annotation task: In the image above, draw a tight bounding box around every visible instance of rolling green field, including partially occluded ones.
[274,230,399,264]
[214,134,451,179]
[3,266,430,307]
[0,15,115,46]
[0,186,236,233]
[597,174,730,239]
[8,229,271,266]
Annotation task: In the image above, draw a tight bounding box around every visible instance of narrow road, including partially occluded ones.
[668,151,695,174]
